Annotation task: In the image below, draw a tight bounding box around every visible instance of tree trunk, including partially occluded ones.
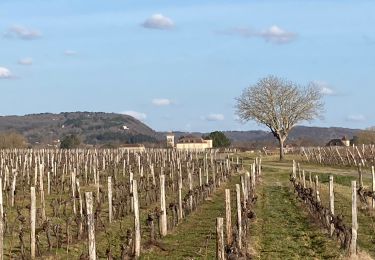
[279,138,285,161]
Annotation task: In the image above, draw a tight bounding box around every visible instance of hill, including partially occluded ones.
[225,126,360,145]
[0,112,361,148]
[164,126,361,148]
[287,126,360,144]
[0,112,162,147]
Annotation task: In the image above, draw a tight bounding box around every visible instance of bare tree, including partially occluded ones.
[235,75,324,160]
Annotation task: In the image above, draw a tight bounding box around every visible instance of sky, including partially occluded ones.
[0,0,374,132]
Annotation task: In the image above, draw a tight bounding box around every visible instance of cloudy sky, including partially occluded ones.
[0,0,374,132]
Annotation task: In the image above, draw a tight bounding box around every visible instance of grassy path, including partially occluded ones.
[141,175,241,260]
[249,165,342,259]
[146,156,344,259]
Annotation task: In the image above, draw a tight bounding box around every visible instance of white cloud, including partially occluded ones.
[347,114,366,122]
[259,25,297,44]
[219,25,297,44]
[18,57,33,65]
[4,25,41,40]
[320,86,334,95]
[313,81,335,96]
[204,113,225,121]
[64,50,78,56]
[0,67,12,79]
[142,14,174,30]
[152,98,172,106]
[122,111,147,121]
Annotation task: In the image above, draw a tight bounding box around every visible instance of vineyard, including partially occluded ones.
[1,146,375,259]
[0,148,263,259]
[300,145,375,167]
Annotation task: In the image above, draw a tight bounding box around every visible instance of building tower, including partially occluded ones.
[342,136,350,147]
[166,133,175,148]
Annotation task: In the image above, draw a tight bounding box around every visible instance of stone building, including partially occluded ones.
[326,136,350,147]
[166,133,213,150]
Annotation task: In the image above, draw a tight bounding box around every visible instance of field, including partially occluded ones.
[0,148,375,259]
[0,148,256,259]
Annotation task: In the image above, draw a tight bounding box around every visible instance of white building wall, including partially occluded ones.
[205,139,213,148]
[176,143,210,151]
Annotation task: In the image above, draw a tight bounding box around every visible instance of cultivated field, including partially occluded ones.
[1,147,375,259]
[0,148,260,259]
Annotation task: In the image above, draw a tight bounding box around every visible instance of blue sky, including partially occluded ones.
[0,0,374,132]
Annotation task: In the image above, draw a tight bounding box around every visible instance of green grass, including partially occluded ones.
[249,163,342,259]
[261,157,375,258]
[141,175,241,260]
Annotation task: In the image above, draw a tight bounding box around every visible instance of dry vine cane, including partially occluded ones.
[290,175,352,250]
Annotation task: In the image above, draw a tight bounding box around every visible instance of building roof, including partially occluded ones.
[177,135,206,144]
[326,139,345,146]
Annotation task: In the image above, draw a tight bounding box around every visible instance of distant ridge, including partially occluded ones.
[224,126,360,144]
[161,126,361,147]
[0,112,361,147]
[0,112,162,146]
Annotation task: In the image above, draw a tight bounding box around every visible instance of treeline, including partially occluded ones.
[352,130,375,145]
[0,132,27,149]
[86,132,158,145]
[0,131,159,149]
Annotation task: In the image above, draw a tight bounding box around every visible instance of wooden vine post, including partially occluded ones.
[240,176,247,207]
[350,181,357,256]
[76,179,83,236]
[160,175,167,236]
[302,170,306,188]
[133,180,141,257]
[329,175,334,236]
[85,192,96,260]
[178,182,183,221]
[236,184,242,249]
[314,175,319,199]
[47,171,50,195]
[199,168,202,187]
[216,217,225,260]
[212,166,216,191]
[372,166,375,209]
[108,176,112,224]
[71,169,76,215]
[251,171,256,191]
[225,189,233,246]
[30,187,36,260]
[11,171,17,207]
[129,171,134,212]
[96,170,100,203]
[292,160,296,178]
[39,165,46,220]
[188,170,193,211]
